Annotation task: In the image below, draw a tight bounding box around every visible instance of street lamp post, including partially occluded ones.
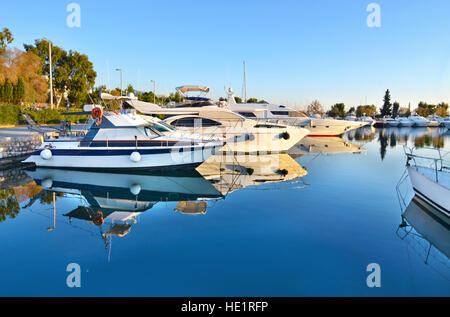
[43,38,54,109]
[115,68,123,96]
[150,80,156,104]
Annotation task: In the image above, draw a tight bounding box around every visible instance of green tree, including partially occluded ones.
[347,107,356,116]
[247,98,259,103]
[234,96,243,103]
[356,105,377,117]
[24,39,96,107]
[392,101,400,118]
[15,76,25,103]
[415,101,436,117]
[3,78,13,102]
[380,89,392,116]
[0,27,13,54]
[126,84,134,95]
[328,103,346,118]
[435,102,448,117]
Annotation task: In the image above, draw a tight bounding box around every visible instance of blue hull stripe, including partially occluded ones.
[413,187,450,216]
[32,146,217,156]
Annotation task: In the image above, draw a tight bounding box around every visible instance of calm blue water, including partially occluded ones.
[0,127,449,296]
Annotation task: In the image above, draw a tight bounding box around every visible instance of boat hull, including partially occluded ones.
[171,126,309,153]
[412,121,429,127]
[23,143,223,170]
[398,121,413,127]
[281,118,367,136]
[407,166,450,217]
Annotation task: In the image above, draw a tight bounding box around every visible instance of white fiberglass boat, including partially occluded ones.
[397,117,414,127]
[427,118,441,127]
[443,116,450,129]
[405,147,450,216]
[385,118,400,127]
[127,100,309,153]
[23,108,223,170]
[360,116,376,126]
[225,88,367,136]
[409,116,429,127]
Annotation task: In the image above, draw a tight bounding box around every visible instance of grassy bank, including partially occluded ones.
[0,104,89,125]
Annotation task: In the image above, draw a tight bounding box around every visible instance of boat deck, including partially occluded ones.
[416,166,450,188]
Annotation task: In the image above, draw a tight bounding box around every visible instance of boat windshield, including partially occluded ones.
[151,121,175,132]
[144,126,162,137]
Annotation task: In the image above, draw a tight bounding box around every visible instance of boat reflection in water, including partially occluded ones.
[23,168,223,252]
[196,153,308,195]
[288,137,366,158]
[397,196,449,277]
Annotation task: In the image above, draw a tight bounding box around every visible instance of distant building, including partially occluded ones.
[398,107,410,116]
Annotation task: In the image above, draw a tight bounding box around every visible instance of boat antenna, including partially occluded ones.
[242,61,247,103]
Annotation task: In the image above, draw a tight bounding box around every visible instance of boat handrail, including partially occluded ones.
[403,146,449,182]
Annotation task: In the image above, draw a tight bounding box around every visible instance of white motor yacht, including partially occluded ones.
[443,116,450,128]
[127,100,309,153]
[428,115,445,127]
[409,116,429,127]
[427,117,441,127]
[360,116,376,126]
[23,107,224,170]
[397,117,414,127]
[385,118,400,127]
[225,88,367,136]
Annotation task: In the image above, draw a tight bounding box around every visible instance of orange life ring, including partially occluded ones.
[93,211,104,226]
[91,107,103,120]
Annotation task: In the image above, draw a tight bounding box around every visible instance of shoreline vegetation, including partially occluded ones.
[0,28,449,126]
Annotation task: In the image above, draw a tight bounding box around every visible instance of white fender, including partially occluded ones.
[40,149,52,160]
[41,178,53,189]
[130,184,141,195]
[130,152,141,162]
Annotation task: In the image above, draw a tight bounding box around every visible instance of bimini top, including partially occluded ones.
[176,85,210,95]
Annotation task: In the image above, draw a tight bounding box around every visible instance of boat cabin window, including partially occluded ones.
[254,124,284,128]
[171,117,197,127]
[171,117,221,127]
[200,118,222,127]
[238,112,257,118]
[270,111,289,116]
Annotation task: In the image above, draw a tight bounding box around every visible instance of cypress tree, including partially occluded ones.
[380,89,392,117]
[0,83,4,102]
[3,79,13,103]
[16,76,25,103]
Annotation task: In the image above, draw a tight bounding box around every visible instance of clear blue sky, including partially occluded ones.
[2,0,450,110]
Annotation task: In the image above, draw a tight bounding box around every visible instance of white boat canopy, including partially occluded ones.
[176,85,210,94]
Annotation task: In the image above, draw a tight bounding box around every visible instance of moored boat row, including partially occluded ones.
[375,115,450,127]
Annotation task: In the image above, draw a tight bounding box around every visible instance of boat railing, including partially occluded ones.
[403,146,449,182]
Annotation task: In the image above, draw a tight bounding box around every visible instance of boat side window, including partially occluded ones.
[238,112,257,118]
[270,111,289,116]
[254,124,284,128]
[170,117,221,128]
[171,117,197,127]
[201,118,222,127]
